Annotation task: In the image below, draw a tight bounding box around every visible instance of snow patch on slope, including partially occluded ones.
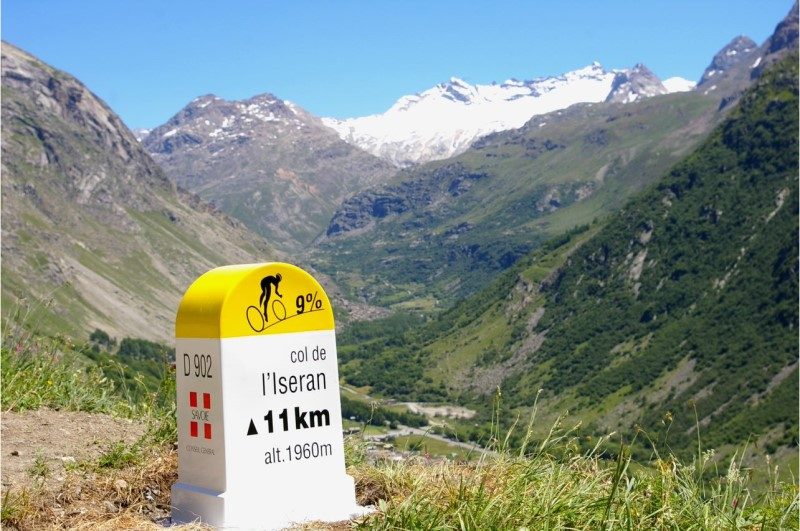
[663,77,697,93]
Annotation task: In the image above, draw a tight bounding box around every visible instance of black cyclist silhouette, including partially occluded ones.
[259,274,283,321]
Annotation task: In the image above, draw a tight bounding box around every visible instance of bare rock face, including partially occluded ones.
[1,42,276,341]
[606,64,668,104]
[2,44,174,211]
[697,36,759,88]
[324,163,488,237]
[696,4,799,108]
[753,1,800,77]
[768,1,799,54]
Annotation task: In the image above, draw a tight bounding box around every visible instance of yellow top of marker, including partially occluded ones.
[176,262,335,339]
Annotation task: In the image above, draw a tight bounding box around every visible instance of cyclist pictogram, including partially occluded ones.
[245,272,324,333]
[259,274,283,322]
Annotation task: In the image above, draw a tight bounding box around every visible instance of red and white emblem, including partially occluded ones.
[189,391,212,439]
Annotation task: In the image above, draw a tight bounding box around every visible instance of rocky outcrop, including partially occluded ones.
[753,1,799,76]
[2,43,174,210]
[325,164,488,236]
[697,36,758,87]
[606,64,668,104]
[768,1,799,54]
[326,192,409,235]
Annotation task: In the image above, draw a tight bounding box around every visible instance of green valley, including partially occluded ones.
[336,53,799,464]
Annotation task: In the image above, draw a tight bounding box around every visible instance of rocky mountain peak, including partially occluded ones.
[698,35,758,86]
[142,91,309,157]
[140,88,394,248]
[565,61,608,81]
[190,93,219,106]
[440,77,480,104]
[246,92,303,119]
[605,63,668,104]
[745,2,799,81]
[767,1,799,54]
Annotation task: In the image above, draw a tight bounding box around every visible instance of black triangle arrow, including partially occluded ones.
[247,419,258,436]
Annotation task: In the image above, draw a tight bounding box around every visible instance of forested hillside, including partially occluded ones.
[506,53,798,454]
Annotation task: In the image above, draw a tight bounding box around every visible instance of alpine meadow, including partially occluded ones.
[1,2,798,529]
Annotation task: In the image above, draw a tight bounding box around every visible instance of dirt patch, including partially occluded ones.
[1,408,146,494]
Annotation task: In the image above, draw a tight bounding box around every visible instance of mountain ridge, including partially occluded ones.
[311,13,794,310]
[314,88,722,308]
[322,62,695,167]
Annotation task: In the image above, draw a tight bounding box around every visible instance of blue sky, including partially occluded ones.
[2,1,793,129]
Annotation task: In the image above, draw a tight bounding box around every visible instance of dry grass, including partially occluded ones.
[2,447,187,530]
[3,434,797,530]
[2,444,357,530]
[349,449,799,530]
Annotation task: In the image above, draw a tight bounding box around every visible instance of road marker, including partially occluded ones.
[172,262,366,529]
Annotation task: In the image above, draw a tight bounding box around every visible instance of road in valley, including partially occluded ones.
[368,425,496,456]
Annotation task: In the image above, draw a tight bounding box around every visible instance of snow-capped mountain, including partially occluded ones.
[132,128,151,142]
[141,93,394,248]
[323,63,693,167]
